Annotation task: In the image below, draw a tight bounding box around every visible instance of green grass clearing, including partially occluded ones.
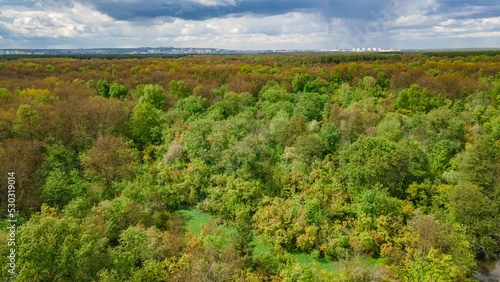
[174,206,386,276]
[174,206,214,236]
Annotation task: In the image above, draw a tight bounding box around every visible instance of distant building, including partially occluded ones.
[5,50,25,54]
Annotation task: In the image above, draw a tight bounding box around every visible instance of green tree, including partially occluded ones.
[320,123,342,153]
[338,136,429,197]
[295,92,328,121]
[132,260,168,282]
[269,111,306,147]
[13,104,38,138]
[338,83,354,107]
[184,118,215,161]
[448,184,500,257]
[131,65,143,75]
[233,208,255,265]
[358,187,404,219]
[219,133,270,179]
[377,71,390,90]
[42,169,89,209]
[375,112,405,142]
[138,84,166,110]
[112,225,148,280]
[168,80,191,98]
[451,137,500,192]
[96,79,110,97]
[109,81,128,98]
[259,81,295,103]
[39,143,78,175]
[330,71,343,84]
[292,73,313,93]
[45,64,55,72]
[204,175,263,221]
[409,107,465,172]
[295,133,325,166]
[394,248,460,282]
[175,96,207,116]
[130,101,163,147]
[394,85,431,113]
[386,212,476,281]
[17,205,108,281]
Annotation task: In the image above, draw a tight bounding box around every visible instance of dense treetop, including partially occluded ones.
[1,51,500,281]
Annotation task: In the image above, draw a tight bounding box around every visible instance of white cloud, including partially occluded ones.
[454,31,500,38]
[440,19,456,26]
[384,14,500,45]
[393,14,436,27]
[0,0,499,50]
[0,0,337,50]
[46,43,77,48]
[187,0,237,7]
[148,11,335,49]
[0,1,118,38]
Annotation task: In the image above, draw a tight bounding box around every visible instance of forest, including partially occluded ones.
[0,51,499,281]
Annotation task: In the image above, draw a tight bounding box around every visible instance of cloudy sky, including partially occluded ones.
[0,0,499,50]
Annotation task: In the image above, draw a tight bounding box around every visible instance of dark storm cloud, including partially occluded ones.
[433,0,500,19]
[0,22,15,37]
[436,0,498,8]
[1,0,35,7]
[83,0,305,21]
[82,0,387,22]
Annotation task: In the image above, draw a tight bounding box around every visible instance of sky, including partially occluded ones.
[0,0,499,50]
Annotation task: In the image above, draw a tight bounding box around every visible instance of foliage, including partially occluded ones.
[168,80,191,98]
[320,123,342,153]
[130,100,163,147]
[338,136,429,197]
[1,52,499,280]
[137,84,166,110]
[42,169,89,208]
[16,205,108,281]
[81,134,137,192]
[394,84,432,112]
[96,79,110,97]
[109,81,128,98]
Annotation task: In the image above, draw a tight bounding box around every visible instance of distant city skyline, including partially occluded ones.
[0,46,406,54]
[1,0,499,51]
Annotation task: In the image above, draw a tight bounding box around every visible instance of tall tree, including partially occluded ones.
[138,84,166,110]
[81,134,137,192]
[130,101,163,147]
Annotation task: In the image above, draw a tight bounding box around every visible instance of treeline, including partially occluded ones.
[0,53,499,281]
[423,49,500,58]
[0,54,189,61]
[319,53,402,64]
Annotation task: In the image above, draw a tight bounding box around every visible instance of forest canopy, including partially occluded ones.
[1,51,500,281]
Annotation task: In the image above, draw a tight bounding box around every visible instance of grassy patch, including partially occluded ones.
[173,206,214,236]
[292,251,386,275]
[174,207,386,276]
[292,251,342,274]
